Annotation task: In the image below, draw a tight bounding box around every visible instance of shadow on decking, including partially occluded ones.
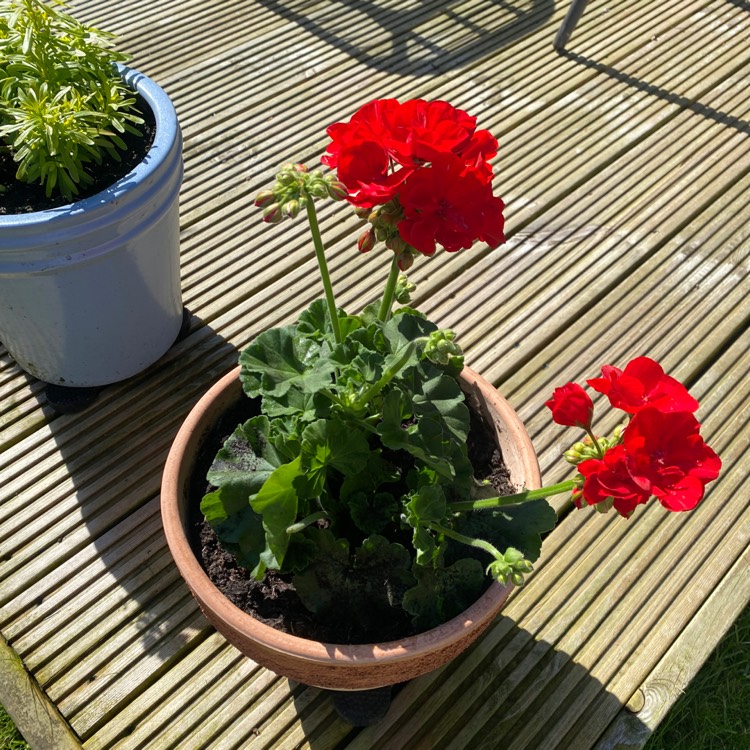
[287,619,651,748]
[558,50,750,136]
[258,0,554,74]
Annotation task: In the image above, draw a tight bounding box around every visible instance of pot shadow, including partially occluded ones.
[2,308,241,672]
[258,0,554,74]
[288,617,652,748]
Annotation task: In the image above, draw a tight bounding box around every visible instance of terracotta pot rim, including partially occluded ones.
[161,365,540,668]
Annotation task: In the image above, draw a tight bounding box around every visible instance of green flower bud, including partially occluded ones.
[276,170,298,187]
[423,329,463,366]
[307,181,329,198]
[504,547,525,565]
[254,189,276,208]
[262,204,283,223]
[394,273,416,304]
[511,572,526,587]
[283,199,300,218]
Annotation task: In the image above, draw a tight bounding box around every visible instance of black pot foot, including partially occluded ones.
[329,686,392,726]
[173,306,192,345]
[44,384,103,414]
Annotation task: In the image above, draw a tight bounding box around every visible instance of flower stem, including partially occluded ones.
[305,198,342,344]
[586,428,606,458]
[448,480,577,512]
[352,336,426,411]
[378,254,401,322]
[286,511,328,535]
[426,521,504,560]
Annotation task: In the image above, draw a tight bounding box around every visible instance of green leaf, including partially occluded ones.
[404,484,448,526]
[210,503,266,573]
[296,299,331,339]
[382,308,436,353]
[349,491,399,534]
[402,558,485,631]
[250,456,304,570]
[412,371,470,445]
[206,416,282,491]
[293,532,415,623]
[453,499,557,565]
[300,420,370,495]
[239,325,334,399]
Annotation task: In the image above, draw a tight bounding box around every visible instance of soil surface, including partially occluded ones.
[193,393,517,645]
[0,93,155,215]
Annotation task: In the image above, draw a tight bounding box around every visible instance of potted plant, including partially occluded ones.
[161,99,721,724]
[0,0,183,388]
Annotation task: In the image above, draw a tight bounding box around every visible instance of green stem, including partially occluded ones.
[305,197,342,344]
[448,480,577,512]
[378,254,401,322]
[286,511,328,535]
[585,427,606,458]
[426,521,504,560]
[352,336,426,411]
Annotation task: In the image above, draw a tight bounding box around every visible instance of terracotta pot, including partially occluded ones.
[161,365,541,690]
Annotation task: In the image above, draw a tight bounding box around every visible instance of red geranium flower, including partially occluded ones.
[389,99,477,165]
[623,407,722,511]
[587,356,699,414]
[397,154,505,255]
[545,382,594,429]
[577,445,650,517]
[322,99,499,209]
[322,99,415,208]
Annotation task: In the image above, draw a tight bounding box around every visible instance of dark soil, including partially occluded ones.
[192,391,517,645]
[0,92,155,215]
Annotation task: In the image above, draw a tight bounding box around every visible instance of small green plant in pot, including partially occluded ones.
[197,98,723,652]
[0,0,144,204]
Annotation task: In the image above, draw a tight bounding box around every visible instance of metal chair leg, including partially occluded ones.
[553,0,591,49]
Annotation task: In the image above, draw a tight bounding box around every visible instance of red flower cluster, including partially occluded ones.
[547,357,721,517]
[322,98,505,256]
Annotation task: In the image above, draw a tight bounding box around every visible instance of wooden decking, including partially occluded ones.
[1,0,749,747]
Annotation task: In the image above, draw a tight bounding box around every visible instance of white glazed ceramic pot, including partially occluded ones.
[0,66,183,386]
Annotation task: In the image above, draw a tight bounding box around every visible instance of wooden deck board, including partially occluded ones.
[1,0,748,747]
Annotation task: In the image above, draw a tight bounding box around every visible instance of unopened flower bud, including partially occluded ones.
[394,273,416,304]
[386,235,408,254]
[511,572,525,587]
[326,179,349,201]
[354,206,370,219]
[276,170,298,187]
[307,181,329,198]
[397,250,414,272]
[262,204,283,223]
[504,547,525,565]
[293,163,309,173]
[283,199,300,218]
[254,189,276,208]
[358,229,376,253]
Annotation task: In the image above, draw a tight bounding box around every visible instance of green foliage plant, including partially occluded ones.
[0,0,143,201]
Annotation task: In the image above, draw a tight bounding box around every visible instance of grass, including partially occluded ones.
[0,605,748,749]
[0,707,27,750]
[644,602,750,750]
